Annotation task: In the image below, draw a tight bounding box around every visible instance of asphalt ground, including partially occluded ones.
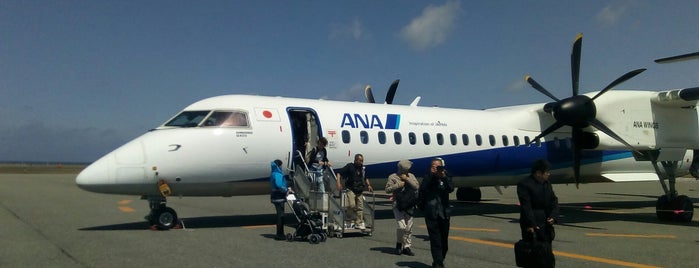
[1,172,698,268]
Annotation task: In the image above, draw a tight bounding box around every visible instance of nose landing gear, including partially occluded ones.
[145,196,179,230]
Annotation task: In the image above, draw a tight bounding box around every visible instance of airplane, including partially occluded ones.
[76,34,699,230]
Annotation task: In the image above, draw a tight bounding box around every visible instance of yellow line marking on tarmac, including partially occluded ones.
[117,200,135,212]
[118,206,135,212]
[586,233,676,239]
[448,236,661,268]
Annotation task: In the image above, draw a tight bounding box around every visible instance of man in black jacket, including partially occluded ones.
[419,158,454,268]
[517,159,559,267]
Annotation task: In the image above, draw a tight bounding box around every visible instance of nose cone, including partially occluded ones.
[76,155,113,193]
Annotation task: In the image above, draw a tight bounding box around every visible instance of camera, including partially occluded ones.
[436,166,445,172]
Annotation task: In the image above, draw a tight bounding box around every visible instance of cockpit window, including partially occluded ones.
[202,111,249,127]
[163,110,249,128]
[164,111,210,127]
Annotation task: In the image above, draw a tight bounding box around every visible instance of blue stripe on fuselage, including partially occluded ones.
[360,141,633,178]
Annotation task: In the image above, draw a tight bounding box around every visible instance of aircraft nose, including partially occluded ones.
[75,155,113,192]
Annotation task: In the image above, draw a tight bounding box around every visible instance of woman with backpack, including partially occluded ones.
[385,159,419,256]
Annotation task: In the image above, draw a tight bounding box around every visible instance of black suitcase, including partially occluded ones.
[514,235,553,267]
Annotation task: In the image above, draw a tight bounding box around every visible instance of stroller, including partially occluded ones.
[285,194,327,244]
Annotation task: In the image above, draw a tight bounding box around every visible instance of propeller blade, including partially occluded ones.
[571,33,583,96]
[591,68,647,101]
[526,75,560,101]
[655,51,699,64]
[526,121,565,146]
[385,79,399,104]
[571,127,583,188]
[364,85,375,103]
[588,119,642,155]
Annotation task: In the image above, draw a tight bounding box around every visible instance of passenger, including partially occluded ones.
[385,159,419,256]
[517,159,559,267]
[270,159,292,240]
[419,158,454,268]
[335,154,373,230]
[307,137,332,193]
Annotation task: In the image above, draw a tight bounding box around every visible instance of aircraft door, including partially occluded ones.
[288,109,322,168]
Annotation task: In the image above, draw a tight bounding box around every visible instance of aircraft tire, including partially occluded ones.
[673,195,694,222]
[456,187,482,202]
[656,195,694,222]
[656,195,673,221]
[153,207,178,230]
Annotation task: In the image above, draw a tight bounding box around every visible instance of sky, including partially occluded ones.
[2,0,699,163]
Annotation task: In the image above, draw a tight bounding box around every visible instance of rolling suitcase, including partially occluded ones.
[514,232,553,267]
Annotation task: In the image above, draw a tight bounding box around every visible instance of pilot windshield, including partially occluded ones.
[164,111,249,127]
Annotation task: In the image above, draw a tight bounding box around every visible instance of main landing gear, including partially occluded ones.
[456,187,482,202]
[144,196,179,230]
[651,161,694,222]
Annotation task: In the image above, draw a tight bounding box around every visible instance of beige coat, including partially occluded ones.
[385,173,419,208]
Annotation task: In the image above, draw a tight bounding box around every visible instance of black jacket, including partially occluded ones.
[419,172,454,220]
[517,175,559,231]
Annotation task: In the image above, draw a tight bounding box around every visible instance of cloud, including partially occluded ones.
[330,18,365,40]
[596,2,629,26]
[401,0,462,50]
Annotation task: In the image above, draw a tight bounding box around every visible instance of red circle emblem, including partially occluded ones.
[263,110,273,118]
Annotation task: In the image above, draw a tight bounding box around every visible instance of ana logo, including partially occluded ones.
[340,113,400,129]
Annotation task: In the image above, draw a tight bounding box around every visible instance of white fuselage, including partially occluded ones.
[76,93,697,197]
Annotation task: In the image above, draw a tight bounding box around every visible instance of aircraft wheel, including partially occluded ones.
[456,187,482,202]
[153,207,178,230]
[309,234,321,244]
[673,195,694,222]
[656,195,694,222]
[286,233,294,242]
[656,195,672,221]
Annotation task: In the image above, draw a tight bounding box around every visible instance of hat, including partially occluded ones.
[397,159,412,172]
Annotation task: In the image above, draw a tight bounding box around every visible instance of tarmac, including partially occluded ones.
[1,171,698,267]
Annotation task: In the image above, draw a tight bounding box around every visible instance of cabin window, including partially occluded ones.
[502,135,509,146]
[342,130,351,144]
[462,134,469,146]
[475,134,482,146]
[513,136,520,146]
[360,131,369,144]
[423,133,431,145]
[437,133,444,145]
[164,110,210,127]
[524,136,531,146]
[489,135,496,146]
[378,131,387,144]
[450,133,457,145]
[202,111,249,127]
[409,132,417,145]
[394,132,402,145]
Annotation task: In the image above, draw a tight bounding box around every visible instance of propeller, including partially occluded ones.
[525,33,646,186]
[364,85,376,103]
[364,79,400,104]
[655,51,699,64]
